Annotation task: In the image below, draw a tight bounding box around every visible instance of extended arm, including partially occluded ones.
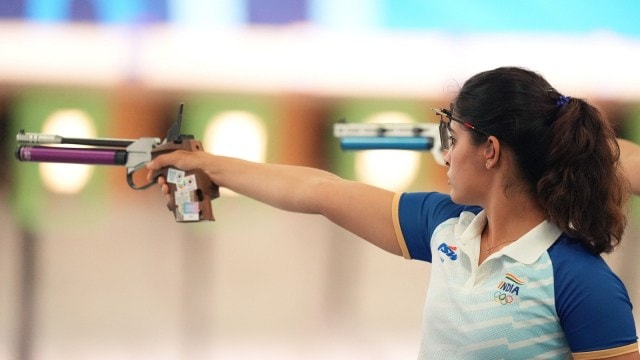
[619,138,640,196]
[147,150,402,255]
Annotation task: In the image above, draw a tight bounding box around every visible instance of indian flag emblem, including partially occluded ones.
[504,273,525,285]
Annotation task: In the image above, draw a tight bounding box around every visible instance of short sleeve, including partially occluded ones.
[394,192,471,262]
[550,238,638,352]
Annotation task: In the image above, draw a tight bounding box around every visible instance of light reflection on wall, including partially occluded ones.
[354,112,420,191]
[203,110,267,195]
[39,109,96,194]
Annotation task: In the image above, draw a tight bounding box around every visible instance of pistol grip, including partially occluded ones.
[151,139,220,222]
[156,167,220,222]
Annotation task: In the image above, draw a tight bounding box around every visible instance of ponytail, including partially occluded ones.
[537,98,629,254]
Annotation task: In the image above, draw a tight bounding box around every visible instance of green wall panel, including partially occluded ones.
[10,88,109,230]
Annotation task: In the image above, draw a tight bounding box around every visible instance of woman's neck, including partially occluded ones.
[478,191,546,264]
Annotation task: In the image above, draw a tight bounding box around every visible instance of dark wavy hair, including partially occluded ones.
[453,66,629,254]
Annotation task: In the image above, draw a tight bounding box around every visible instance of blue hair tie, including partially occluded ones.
[556,95,571,107]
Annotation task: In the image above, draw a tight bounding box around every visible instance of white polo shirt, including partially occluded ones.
[392,192,638,359]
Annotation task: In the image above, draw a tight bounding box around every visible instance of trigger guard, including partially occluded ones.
[127,167,156,190]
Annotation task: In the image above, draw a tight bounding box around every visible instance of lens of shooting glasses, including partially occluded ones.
[439,117,451,150]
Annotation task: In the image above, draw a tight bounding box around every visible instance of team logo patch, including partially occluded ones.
[494,273,525,305]
[437,242,458,261]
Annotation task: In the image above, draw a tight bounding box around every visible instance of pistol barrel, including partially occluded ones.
[17,131,134,148]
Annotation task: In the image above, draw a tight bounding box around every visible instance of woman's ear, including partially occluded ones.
[484,136,500,169]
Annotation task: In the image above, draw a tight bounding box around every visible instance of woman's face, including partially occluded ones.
[444,121,488,205]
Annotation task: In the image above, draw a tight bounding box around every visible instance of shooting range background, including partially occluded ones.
[1,1,640,359]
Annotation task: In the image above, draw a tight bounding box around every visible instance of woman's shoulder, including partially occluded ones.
[400,191,482,215]
[548,235,628,303]
[547,235,613,277]
[548,235,636,352]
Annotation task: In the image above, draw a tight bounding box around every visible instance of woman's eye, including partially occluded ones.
[449,136,456,146]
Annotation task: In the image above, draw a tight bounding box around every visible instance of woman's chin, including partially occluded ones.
[449,189,460,203]
[449,190,469,205]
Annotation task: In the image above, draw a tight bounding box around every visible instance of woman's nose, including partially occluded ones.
[443,149,451,167]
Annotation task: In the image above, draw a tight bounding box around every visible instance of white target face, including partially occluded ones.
[39,109,97,194]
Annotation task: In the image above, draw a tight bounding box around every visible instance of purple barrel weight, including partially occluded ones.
[16,146,127,166]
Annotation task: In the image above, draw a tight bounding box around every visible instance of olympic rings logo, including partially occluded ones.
[494,291,514,305]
